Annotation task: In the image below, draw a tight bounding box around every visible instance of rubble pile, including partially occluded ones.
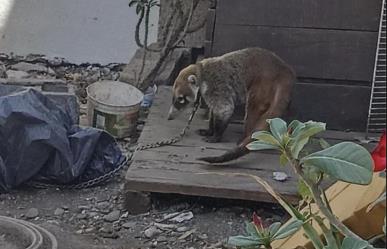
[0,53,125,103]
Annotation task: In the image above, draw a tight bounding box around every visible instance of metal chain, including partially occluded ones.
[27,98,201,190]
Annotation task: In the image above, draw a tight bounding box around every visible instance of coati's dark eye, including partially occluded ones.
[177,96,185,104]
[174,95,188,110]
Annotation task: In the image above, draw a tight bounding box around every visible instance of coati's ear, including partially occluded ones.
[187,75,197,85]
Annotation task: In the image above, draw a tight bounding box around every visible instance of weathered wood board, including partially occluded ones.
[216,0,382,31]
[205,0,382,132]
[125,86,370,204]
[212,25,378,81]
[286,83,372,131]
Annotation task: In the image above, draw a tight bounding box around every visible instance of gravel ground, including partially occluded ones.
[0,163,286,249]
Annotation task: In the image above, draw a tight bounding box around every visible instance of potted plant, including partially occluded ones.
[227,119,386,249]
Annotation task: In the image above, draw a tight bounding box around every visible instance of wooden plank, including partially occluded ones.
[286,83,372,131]
[212,25,378,81]
[134,146,284,171]
[126,86,301,204]
[216,0,382,31]
[126,167,299,203]
[126,86,371,204]
[205,8,216,41]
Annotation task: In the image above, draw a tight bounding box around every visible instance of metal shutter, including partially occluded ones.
[367,0,387,135]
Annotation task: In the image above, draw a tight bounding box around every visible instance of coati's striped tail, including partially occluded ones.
[197,137,251,164]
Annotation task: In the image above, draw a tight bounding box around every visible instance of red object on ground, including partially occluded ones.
[253,212,264,230]
[372,131,386,172]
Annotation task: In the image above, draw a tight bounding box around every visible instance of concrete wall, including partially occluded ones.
[0,0,159,64]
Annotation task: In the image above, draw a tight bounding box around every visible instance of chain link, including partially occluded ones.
[27,98,201,190]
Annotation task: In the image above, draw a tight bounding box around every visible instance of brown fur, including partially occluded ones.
[168,48,295,163]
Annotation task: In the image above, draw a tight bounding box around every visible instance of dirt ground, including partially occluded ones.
[0,167,286,249]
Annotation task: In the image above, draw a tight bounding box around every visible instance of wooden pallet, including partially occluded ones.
[125,86,370,205]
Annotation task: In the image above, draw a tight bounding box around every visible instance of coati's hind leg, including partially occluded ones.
[254,86,292,132]
[243,78,293,139]
[242,93,270,142]
[204,105,234,143]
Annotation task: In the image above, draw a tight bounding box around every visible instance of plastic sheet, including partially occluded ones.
[0,86,125,192]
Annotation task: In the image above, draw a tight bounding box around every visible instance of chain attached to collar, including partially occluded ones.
[27,96,202,190]
[135,94,201,151]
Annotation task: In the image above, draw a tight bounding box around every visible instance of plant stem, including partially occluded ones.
[139,0,199,91]
[291,159,363,241]
[135,8,145,48]
[137,4,151,84]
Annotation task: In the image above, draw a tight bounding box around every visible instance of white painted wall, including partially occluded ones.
[0,0,159,64]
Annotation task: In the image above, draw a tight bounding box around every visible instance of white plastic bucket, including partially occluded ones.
[86,80,144,138]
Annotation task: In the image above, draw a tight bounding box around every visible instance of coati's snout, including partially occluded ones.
[168,66,200,120]
[167,94,191,120]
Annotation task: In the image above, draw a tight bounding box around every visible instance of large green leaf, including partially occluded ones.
[268,222,282,236]
[247,141,280,151]
[245,222,260,237]
[301,142,373,185]
[251,131,281,146]
[272,219,303,240]
[288,120,306,137]
[268,118,288,142]
[298,121,326,138]
[289,121,326,158]
[340,237,369,249]
[228,236,263,247]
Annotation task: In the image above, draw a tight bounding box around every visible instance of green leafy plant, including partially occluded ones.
[227,118,384,249]
[229,212,302,249]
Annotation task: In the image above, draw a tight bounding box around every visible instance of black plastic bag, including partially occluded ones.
[0,86,125,192]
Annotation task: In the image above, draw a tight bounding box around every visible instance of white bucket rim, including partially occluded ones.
[86,80,144,108]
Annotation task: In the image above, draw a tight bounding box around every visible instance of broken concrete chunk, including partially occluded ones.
[11,62,55,75]
[178,228,196,240]
[144,226,162,239]
[54,208,65,216]
[122,222,137,229]
[42,81,68,93]
[170,212,194,223]
[154,223,178,230]
[0,63,6,78]
[6,70,30,79]
[103,210,121,222]
[25,208,39,219]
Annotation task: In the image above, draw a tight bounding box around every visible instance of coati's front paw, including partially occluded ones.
[196,129,213,137]
[204,135,222,143]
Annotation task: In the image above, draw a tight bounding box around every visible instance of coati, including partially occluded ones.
[167,47,295,163]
